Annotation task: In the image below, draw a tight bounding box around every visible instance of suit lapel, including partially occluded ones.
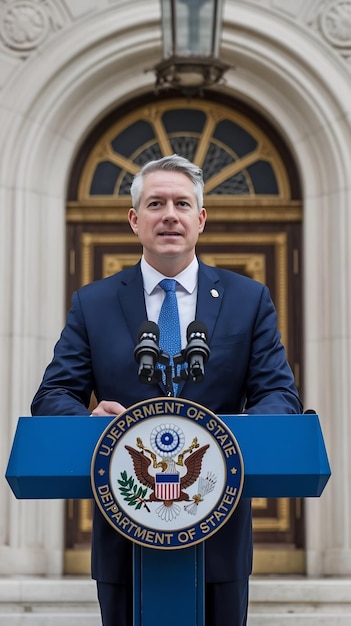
[117,263,147,345]
[196,262,224,341]
[176,263,224,397]
[117,263,167,395]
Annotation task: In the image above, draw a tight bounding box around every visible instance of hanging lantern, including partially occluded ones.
[154,0,229,95]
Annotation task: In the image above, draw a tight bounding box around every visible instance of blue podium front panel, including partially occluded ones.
[6,416,111,499]
[220,413,331,497]
[6,414,330,499]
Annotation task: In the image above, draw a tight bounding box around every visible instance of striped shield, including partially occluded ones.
[155,473,180,501]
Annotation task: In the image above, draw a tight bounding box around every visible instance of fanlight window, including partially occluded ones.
[76,99,293,202]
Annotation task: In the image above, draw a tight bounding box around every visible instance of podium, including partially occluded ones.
[6,410,331,626]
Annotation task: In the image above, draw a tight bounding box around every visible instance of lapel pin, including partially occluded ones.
[210,289,219,298]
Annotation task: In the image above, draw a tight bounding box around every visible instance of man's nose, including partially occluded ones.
[163,201,178,219]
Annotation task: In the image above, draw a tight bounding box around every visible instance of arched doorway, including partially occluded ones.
[65,94,303,575]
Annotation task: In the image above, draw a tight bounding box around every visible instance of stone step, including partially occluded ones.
[0,578,350,625]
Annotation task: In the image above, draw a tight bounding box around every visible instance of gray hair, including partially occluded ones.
[130,154,204,211]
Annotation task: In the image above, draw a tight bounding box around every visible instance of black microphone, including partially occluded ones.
[183,321,210,383]
[134,322,161,384]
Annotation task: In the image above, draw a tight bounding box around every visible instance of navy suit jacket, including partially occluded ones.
[31,260,302,583]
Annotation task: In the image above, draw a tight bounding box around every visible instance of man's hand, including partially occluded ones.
[91,400,126,416]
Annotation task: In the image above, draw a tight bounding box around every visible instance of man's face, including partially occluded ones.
[128,170,207,275]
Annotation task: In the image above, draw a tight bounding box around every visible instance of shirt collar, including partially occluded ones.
[141,256,198,295]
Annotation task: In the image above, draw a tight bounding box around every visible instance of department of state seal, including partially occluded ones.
[91,398,243,549]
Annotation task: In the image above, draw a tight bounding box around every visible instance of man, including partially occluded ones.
[32,154,302,625]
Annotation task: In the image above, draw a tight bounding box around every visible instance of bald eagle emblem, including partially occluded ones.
[121,423,214,521]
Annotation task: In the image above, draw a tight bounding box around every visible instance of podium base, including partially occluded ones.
[133,543,205,626]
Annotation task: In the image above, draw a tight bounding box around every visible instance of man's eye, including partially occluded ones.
[178,201,190,207]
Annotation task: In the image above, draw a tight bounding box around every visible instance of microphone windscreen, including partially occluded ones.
[186,321,208,341]
[137,321,160,342]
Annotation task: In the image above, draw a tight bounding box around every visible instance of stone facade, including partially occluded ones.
[1,0,351,622]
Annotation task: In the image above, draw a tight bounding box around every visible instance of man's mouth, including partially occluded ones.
[159,232,181,237]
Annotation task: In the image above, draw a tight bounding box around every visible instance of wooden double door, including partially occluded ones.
[64,95,304,575]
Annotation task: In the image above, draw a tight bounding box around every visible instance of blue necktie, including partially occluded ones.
[158,279,182,396]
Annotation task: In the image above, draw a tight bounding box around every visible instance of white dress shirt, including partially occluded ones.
[140,256,198,349]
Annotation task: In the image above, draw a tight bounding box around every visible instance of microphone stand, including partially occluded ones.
[137,347,206,389]
[164,364,174,396]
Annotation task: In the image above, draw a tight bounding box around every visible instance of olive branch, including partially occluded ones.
[118,471,151,512]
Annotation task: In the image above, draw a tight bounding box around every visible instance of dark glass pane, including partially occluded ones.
[119,172,134,195]
[202,143,233,181]
[214,120,257,157]
[170,136,198,161]
[162,109,206,133]
[111,121,155,158]
[90,162,121,195]
[134,144,163,166]
[118,145,164,195]
[247,161,278,194]
[210,173,250,195]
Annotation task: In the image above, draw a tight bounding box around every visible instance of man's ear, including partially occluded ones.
[199,207,207,233]
[128,208,138,233]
